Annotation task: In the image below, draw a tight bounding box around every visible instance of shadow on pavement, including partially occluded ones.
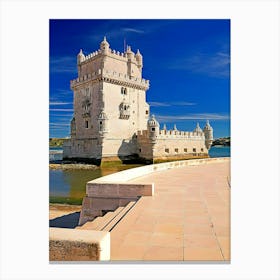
[49,212,80,228]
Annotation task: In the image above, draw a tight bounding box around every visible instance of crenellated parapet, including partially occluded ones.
[79,48,129,65]
[159,129,205,139]
[137,128,205,140]
[70,68,149,90]
[77,43,142,67]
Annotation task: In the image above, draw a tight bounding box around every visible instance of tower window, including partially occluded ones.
[121,87,127,95]
[146,110,149,115]
[99,121,103,131]
[175,148,178,153]
[151,127,155,131]
[85,120,89,128]
[201,148,204,152]
[193,148,196,152]
[184,148,187,153]
[165,148,169,153]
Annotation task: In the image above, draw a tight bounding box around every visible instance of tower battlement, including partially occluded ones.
[137,127,205,139]
[80,48,141,64]
[70,68,149,90]
[76,38,144,83]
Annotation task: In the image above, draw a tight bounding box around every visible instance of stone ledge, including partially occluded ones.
[49,228,110,261]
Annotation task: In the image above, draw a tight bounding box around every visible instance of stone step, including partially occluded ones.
[93,206,127,231]
[78,207,124,230]
[101,201,136,232]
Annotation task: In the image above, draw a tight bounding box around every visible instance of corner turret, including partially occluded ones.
[77,49,85,64]
[194,122,203,133]
[203,120,213,149]
[148,114,159,142]
[100,36,110,54]
[126,45,134,59]
[135,49,143,70]
[77,49,85,76]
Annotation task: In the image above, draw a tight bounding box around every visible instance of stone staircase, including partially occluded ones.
[76,201,135,232]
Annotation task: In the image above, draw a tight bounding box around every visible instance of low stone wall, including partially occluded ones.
[49,228,110,261]
[86,183,154,197]
[91,157,230,184]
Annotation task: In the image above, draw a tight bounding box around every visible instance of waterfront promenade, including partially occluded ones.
[110,159,230,261]
[49,158,230,261]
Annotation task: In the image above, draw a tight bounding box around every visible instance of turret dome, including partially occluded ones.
[135,49,142,58]
[203,120,213,131]
[77,49,85,64]
[194,122,203,133]
[100,36,110,53]
[148,114,159,127]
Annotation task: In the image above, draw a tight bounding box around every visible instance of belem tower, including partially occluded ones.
[63,37,213,165]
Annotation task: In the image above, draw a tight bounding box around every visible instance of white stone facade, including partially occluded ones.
[63,37,213,164]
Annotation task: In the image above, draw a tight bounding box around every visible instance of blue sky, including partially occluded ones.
[50,19,230,139]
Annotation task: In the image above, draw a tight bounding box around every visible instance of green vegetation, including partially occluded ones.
[49,196,83,205]
[212,137,230,146]
[49,138,67,147]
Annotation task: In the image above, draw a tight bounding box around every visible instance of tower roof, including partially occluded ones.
[77,49,85,63]
[135,49,142,57]
[194,122,203,133]
[100,36,110,49]
[77,49,85,57]
[148,114,159,127]
[203,120,213,131]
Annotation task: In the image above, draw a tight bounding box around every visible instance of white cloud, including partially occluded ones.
[50,56,76,73]
[169,51,230,78]
[149,102,170,107]
[156,113,230,122]
[49,102,72,106]
[122,28,144,34]
[149,101,196,107]
[55,89,72,95]
[50,123,70,127]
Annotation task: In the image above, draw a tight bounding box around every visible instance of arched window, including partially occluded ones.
[121,87,127,95]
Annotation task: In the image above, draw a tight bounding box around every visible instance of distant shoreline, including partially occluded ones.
[49,163,98,170]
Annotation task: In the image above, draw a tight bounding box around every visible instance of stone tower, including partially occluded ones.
[63,37,213,164]
[63,37,150,164]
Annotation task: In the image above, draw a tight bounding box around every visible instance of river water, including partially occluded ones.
[49,146,230,205]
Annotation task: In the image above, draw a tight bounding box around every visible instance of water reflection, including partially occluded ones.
[50,146,230,205]
[49,164,142,204]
